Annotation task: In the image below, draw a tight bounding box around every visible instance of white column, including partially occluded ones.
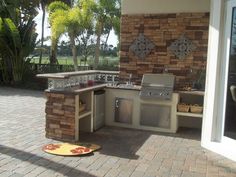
[201,0,224,146]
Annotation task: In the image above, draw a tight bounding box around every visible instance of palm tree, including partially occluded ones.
[39,0,72,64]
[39,0,50,64]
[93,0,121,69]
[48,0,93,70]
[47,1,69,64]
[112,16,121,43]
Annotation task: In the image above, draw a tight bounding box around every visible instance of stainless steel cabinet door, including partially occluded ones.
[115,98,133,124]
[140,103,171,128]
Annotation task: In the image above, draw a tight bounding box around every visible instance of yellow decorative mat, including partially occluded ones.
[76,142,101,152]
[42,143,101,156]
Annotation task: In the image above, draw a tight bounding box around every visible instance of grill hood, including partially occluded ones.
[141,74,175,88]
[140,74,175,100]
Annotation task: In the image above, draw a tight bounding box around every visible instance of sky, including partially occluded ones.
[34,10,118,46]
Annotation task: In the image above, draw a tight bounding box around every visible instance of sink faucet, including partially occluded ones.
[163,67,168,73]
[128,74,132,85]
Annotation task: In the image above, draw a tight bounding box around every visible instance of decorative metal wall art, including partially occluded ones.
[129,33,155,60]
[169,34,196,59]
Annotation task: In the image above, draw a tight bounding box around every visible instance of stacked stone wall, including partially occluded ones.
[45,92,75,141]
[120,13,209,89]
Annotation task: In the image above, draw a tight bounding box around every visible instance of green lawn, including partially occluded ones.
[30,56,119,66]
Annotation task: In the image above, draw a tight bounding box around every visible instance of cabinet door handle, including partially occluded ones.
[230,85,236,102]
[115,100,119,108]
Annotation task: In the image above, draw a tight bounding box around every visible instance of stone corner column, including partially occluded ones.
[45,92,76,142]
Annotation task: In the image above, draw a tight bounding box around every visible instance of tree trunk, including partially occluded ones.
[50,47,58,64]
[104,30,110,51]
[50,39,58,64]
[12,56,24,83]
[94,22,103,69]
[39,1,45,64]
[70,35,78,71]
[71,0,74,7]
[103,30,110,62]
[50,48,57,64]
[0,57,11,84]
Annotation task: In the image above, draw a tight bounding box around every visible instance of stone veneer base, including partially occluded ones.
[45,92,76,142]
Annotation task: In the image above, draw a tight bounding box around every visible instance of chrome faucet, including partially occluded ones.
[128,74,132,85]
[163,67,168,73]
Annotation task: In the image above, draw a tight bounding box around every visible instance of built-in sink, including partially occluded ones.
[107,82,141,90]
[117,74,135,89]
[118,83,134,89]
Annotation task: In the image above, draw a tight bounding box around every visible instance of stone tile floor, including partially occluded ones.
[0,87,236,177]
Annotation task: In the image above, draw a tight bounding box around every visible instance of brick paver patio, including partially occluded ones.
[0,87,236,177]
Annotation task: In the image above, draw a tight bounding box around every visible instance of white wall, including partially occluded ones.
[122,0,210,14]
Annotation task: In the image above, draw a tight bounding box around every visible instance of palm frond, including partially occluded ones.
[50,9,67,40]
[47,1,69,14]
[4,18,21,49]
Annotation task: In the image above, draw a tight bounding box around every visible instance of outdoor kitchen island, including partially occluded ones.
[38,71,203,142]
[105,87,179,133]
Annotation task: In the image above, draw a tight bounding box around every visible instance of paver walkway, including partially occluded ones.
[0,87,236,177]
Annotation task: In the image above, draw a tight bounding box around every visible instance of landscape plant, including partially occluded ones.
[47,0,121,70]
[0,0,39,84]
[48,0,94,71]
[39,0,72,64]
[93,0,121,69]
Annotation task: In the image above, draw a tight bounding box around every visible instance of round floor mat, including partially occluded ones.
[42,143,100,156]
[76,142,101,152]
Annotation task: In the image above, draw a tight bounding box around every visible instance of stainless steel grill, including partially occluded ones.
[140,74,175,100]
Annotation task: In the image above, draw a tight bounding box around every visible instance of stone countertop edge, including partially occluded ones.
[45,84,143,94]
[105,85,141,91]
[45,84,108,94]
[176,90,205,95]
[43,81,205,94]
[105,87,204,94]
